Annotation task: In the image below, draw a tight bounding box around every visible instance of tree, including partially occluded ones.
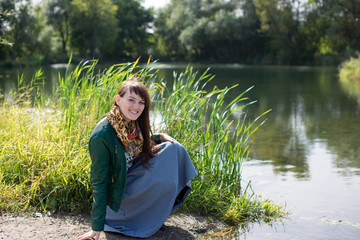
[0,10,13,59]
[237,0,265,63]
[46,0,71,55]
[111,0,153,59]
[253,0,303,64]
[0,0,36,60]
[155,0,250,61]
[155,0,194,58]
[70,0,118,58]
[310,0,360,55]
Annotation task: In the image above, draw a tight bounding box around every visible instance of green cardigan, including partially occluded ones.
[89,117,161,231]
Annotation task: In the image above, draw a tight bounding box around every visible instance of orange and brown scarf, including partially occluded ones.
[107,105,143,155]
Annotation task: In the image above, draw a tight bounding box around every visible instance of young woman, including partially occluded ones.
[78,77,197,240]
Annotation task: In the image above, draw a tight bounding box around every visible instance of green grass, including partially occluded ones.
[0,58,285,224]
[339,56,360,104]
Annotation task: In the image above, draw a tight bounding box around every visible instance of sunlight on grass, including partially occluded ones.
[339,56,360,104]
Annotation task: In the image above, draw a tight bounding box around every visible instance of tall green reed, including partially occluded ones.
[0,59,284,224]
[152,66,268,193]
[151,66,272,220]
[0,58,159,213]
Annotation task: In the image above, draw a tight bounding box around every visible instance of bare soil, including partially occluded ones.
[0,213,225,240]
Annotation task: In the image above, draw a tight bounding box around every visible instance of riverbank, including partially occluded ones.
[0,213,225,240]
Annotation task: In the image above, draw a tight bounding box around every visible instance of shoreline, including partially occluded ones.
[0,212,225,240]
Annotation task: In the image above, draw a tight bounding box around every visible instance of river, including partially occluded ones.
[1,63,359,239]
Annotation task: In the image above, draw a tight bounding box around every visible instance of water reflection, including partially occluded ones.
[339,74,360,104]
[210,66,360,179]
[149,65,360,179]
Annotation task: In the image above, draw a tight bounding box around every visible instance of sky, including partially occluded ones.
[32,0,169,9]
[142,0,169,9]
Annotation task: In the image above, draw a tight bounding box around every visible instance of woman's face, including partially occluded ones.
[116,89,145,122]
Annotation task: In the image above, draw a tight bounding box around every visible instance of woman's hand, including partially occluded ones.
[160,133,175,143]
[78,230,101,240]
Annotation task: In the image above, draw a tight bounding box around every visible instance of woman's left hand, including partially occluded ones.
[160,133,175,143]
[78,230,101,240]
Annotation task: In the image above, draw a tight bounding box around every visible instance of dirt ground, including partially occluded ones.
[0,213,226,240]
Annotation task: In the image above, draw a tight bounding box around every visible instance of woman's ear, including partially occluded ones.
[115,94,120,105]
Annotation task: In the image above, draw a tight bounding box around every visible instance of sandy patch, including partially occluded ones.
[0,213,225,240]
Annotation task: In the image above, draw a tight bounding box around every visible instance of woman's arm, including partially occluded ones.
[152,133,175,144]
[78,136,111,239]
[159,133,175,142]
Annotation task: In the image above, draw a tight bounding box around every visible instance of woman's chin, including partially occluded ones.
[126,115,140,121]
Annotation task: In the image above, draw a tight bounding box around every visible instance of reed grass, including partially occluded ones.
[339,56,360,104]
[0,59,285,224]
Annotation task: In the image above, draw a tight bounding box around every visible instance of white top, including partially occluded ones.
[124,152,138,171]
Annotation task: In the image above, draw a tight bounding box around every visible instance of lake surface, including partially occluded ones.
[1,63,359,239]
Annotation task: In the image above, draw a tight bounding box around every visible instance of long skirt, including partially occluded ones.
[103,141,198,238]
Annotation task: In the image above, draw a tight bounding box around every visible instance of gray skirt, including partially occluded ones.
[104,141,198,238]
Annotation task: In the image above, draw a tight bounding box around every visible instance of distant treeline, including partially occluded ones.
[0,0,359,65]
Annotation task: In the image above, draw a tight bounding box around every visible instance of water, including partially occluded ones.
[1,63,359,239]
[146,63,360,239]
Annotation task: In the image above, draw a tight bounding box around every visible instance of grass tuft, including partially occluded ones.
[339,56,360,103]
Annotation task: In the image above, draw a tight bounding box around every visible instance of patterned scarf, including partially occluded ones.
[107,105,143,156]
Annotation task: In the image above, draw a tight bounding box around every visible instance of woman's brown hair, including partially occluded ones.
[116,76,155,166]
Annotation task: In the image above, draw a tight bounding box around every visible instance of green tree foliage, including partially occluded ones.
[239,0,265,63]
[154,0,359,64]
[310,0,360,55]
[254,0,302,64]
[111,0,153,59]
[0,11,10,44]
[179,1,242,61]
[46,0,71,55]
[65,0,152,59]
[70,0,118,58]
[155,0,193,58]
[27,4,57,64]
[0,0,36,60]
[155,0,263,62]
[0,0,360,65]
[0,10,13,60]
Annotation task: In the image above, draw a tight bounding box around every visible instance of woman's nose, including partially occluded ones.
[134,102,141,109]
